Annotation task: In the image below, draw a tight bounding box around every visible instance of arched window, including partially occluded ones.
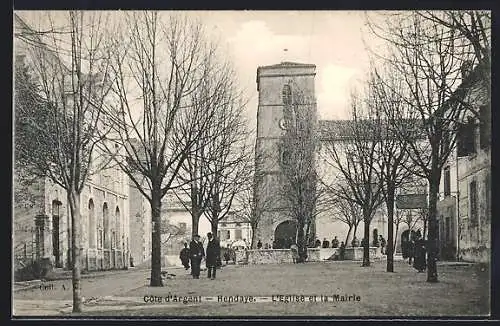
[88,199,96,248]
[115,207,121,250]
[103,203,109,249]
[282,84,292,105]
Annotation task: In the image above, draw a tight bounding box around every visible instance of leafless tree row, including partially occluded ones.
[14,11,251,312]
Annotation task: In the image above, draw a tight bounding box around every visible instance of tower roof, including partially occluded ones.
[258,61,316,70]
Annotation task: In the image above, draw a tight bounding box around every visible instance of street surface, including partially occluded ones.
[13,260,489,317]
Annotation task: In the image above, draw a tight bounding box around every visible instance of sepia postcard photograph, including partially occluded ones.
[11,10,491,318]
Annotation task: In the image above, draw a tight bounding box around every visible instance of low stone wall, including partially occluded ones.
[245,247,384,265]
[344,247,383,260]
[247,249,293,264]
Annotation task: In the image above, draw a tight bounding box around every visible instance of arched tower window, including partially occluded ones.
[282,84,292,105]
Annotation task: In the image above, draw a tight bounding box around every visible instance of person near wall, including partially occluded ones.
[206,232,220,280]
[379,235,387,255]
[339,241,346,260]
[360,237,367,248]
[189,234,205,279]
[257,240,263,249]
[179,242,190,271]
[331,236,339,248]
[322,238,330,249]
[413,235,427,272]
[351,236,359,247]
[290,243,299,263]
[223,247,231,265]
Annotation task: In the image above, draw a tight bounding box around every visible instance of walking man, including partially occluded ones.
[206,232,220,280]
[189,234,204,279]
[179,242,190,270]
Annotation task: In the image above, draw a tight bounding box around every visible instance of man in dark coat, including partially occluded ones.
[179,242,190,270]
[189,235,204,279]
[413,235,426,272]
[206,232,220,280]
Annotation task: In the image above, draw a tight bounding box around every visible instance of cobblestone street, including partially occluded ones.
[12,260,489,317]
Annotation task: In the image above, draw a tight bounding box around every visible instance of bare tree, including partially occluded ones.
[173,62,248,238]
[323,90,384,267]
[367,68,416,272]
[234,148,276,249]
[14,11,115,312]
[325,185,363,246]
[203,106,251,238]
[366,11,489,282]
[104,12,224,287]
[278,84,322,262]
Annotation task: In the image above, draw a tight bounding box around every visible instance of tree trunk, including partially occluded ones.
[191,206,201,237]
[211,220,218,238]
[393,223,400,255]
[150,186,163,287]
[423,216,427,240]
[362,208,371,267]
[427,172,440,283]
[344,225,353,247]
[250,222,257,249]
[296,223,306,263]
[68,189,82,313]
[386,187,395,272]
[352,223,358,247]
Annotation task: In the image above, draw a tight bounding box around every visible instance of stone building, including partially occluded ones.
[438,60,490,263]
[218,212,253,249]
[254,62,389,249]
[13,13,130,273]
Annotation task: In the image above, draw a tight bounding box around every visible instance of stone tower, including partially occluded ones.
[254,62,317,249]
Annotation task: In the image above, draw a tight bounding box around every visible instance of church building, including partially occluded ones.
[253,62,390,250]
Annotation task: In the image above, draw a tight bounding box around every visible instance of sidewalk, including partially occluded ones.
[13,264,189,292]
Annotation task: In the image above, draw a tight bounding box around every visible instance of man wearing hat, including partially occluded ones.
[206,232,221,280]
[189,234,204,279]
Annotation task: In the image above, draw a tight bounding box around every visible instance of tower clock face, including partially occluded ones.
[279,118,289,130]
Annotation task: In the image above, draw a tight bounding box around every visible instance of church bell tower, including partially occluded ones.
[253,62,317,249]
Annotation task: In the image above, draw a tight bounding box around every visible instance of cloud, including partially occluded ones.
[317,64,360,120]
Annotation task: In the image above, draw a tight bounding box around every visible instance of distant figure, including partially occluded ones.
[257,240,263,249]
[130,256,134,267]
[179,243,190,270]
[360,238,367,248]
[379,235,387,255]
[206,232,220,280]
[223,249,231,265]
[290,243,299,263]
[331,236,339,248]
[322,238,330,249]
[315,239,322,248]
[189,234,205,279]
[339,241,346,260]
[413,235,426,272]
[351,237,359,247]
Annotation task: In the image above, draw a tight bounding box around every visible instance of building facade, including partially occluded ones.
[437,61,491,263]
[13,14,130,273]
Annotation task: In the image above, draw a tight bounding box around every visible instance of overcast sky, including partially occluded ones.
[16,11,387,124]
[196,11,386,123]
